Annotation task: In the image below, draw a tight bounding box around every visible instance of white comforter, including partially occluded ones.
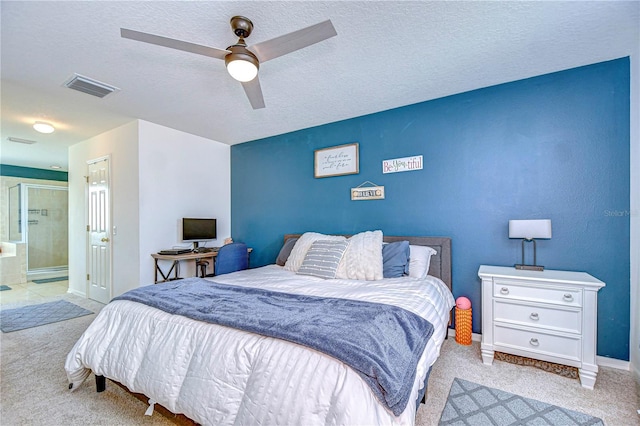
[65,265,454,425]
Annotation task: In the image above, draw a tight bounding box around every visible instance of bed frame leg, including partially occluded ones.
[95,375,106,392]
[445,309,453,340]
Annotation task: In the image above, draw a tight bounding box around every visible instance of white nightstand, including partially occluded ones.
[478,265,605,389]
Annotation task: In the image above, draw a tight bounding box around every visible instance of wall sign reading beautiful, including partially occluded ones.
[382,155,423,174]
[314,143,359,178]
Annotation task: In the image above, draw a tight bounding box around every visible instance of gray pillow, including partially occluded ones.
[297,240,349,279]
[276,237,298,266]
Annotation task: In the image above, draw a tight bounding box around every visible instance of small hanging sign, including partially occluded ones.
[382,155,423,174]
[351,181,385,201]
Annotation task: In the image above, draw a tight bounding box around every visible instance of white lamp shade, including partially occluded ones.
[226,59,258,82]
[509,219,552,239]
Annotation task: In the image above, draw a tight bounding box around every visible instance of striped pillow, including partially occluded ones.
[297,240,350,279]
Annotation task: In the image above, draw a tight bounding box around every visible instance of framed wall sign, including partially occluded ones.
[351,185,385,201]
[314,143,359,178]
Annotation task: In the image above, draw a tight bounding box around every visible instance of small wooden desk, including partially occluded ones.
[151,249,252,283]
[151,251,218,283]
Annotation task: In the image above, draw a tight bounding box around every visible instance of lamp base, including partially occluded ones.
[514,264,544,271]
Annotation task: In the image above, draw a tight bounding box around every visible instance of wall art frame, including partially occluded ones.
[314,143,359,178]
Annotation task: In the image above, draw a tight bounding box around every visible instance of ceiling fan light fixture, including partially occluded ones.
[225,46,259,82]
[33,121,55,134]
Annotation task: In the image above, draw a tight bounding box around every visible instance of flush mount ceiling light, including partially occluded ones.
[33,121,55,134]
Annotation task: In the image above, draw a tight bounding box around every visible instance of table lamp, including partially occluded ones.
[508,219,552,271]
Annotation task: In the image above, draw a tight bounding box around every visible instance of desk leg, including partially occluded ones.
[154,259,179,283]
[194,258,200,278]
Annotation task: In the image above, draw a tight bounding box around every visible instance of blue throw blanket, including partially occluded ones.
[113,278,434,415]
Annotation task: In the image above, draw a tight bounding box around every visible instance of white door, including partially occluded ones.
[87,157,111,304]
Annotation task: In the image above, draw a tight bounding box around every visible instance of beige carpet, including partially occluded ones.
[417,338,640,426]
[1,293,638,425]
[0,294,174,425]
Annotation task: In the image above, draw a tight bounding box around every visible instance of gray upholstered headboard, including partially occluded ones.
[283,234,452,292]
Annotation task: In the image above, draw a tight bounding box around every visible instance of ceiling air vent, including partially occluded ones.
[63,74,119,98]
[7,137,37,144]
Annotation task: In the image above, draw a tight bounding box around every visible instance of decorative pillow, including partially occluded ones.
[382,241,411,278]
[297,240,350,279]
[335,230,384,281]
[276,237,298,266]
[409,245,437,278]
[284,232,347,272]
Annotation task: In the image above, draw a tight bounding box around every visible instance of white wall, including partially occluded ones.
[68,121,140,297]
[68,119,230,298]
[137,120,230,285]
[630,52,640,388]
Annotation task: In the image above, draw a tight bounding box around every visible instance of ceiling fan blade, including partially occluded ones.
[241,77,265,109]
[121,28,229,60]
[250,20,337,62]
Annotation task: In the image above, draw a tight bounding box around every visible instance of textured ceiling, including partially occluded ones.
[1,1,638,170]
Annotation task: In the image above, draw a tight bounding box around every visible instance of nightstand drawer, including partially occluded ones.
[493,280,582,307]
[494,299,581,334]
[494,325,581,362]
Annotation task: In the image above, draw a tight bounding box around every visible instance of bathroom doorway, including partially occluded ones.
[10,183,69,281]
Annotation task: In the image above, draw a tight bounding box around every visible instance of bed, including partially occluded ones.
[65,232,454,425]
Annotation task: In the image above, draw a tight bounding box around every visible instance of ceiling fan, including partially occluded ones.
[121,16,337,109]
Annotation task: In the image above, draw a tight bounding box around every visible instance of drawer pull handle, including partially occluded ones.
[529,338,539,347]
[563,294,574,302]
[500,287,509,295]
[530,313,539,321]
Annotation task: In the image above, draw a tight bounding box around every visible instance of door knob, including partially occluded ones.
[101,237,110,242]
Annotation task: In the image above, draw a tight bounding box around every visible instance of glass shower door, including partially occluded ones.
[25,185,69,273]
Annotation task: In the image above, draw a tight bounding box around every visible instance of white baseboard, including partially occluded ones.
[448,328,629,371]
[597,355,630,371]
[67,288,86,298]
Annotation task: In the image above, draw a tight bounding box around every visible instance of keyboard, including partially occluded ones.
[158,249,192,255]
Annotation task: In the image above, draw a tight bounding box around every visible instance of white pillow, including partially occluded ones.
[409,245,437,278]
[335,230,383,281]
[284,232,346,272]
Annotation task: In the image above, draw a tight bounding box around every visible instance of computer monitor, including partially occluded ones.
[182,218,217,250]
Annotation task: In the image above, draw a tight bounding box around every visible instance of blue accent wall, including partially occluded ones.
[232,58,630,361]
[0,164,68,181]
